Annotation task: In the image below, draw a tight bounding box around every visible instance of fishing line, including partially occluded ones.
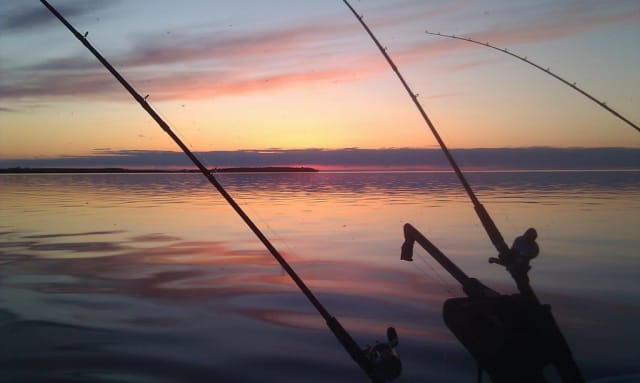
[424,30,639,133]
[197,157,301,277]
[225,186,300,278]
[414,252,456,295]
[410,242,458,295]
[148,99,201,163]
[150,109,295,260]
[147,99,289,258]
[410,256,455,296]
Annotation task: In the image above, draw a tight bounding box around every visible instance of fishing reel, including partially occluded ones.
[489,228,540,286]
[400,223,584,382]
[363,327,402,381]
[489,228,539,266]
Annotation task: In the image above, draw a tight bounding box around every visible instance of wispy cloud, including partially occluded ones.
[0,55,383,102]
[0,15,382,102]
[0,69,124,100]
[429,0,640,47]
[121,22,347,68]
[0,105,20,113]
[1,0,117,33]
[2,1,467,103]
[358,1,466,29]
[3,1,637,104]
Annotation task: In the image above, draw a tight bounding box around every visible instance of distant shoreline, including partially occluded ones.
[1,167,639,174]
[0,166,319,174]
[3,148,638,171]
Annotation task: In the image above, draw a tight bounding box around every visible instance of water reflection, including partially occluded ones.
[1,171,639,382]
[1,227,458,382]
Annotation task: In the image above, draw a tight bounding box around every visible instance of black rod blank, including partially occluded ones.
[40,1,381,381]
[342,0,510,256]
[425,30,639,133]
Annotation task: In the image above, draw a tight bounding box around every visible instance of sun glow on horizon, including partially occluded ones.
[1,1,638,163]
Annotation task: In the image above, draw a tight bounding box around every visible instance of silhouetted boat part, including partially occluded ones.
[344,1,585,381]
[424,30,639,133]
[40,1,399,382]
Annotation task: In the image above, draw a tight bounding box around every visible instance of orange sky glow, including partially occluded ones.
[1,0,638,164]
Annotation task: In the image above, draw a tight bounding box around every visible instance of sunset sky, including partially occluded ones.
[1,0,639,166]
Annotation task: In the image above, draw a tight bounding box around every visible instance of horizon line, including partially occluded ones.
[2,147,639,171]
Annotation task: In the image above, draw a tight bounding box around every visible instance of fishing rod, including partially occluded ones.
[344,2,584,381]
[425,30,639,133]
[40,1,400,381]
[341,0,511,259]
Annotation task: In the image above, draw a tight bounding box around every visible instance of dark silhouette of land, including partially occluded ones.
[0,166,318,174]
[3,148,639,170]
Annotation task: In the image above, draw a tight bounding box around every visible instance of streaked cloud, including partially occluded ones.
[426,0,640,47]
[1,12,371,101]
[0,0,117,33]
[2,0,638,103]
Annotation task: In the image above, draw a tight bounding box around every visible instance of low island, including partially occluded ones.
[0,166,318,174]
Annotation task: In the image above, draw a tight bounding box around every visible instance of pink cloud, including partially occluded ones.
[121,23,343,68]
[433,1,640,48]
[5,1,637,104]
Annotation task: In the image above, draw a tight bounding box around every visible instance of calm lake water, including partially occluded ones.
[1,171,639,382]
